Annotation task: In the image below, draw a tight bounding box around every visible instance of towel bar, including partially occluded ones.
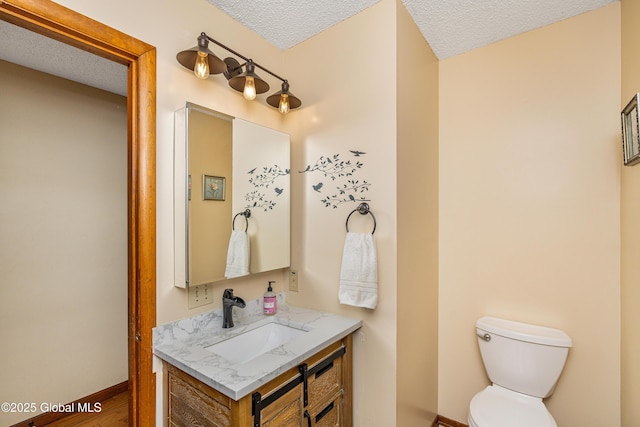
[232,209,251,231]
[345,203,376,234]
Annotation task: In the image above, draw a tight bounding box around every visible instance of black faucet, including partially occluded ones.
[222,288,246,328]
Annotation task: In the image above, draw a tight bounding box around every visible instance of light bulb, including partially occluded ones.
[243,76,256,100]
[194,51,210,79]
[279,94,290,114]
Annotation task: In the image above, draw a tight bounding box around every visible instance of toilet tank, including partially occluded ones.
[476,316,572,398]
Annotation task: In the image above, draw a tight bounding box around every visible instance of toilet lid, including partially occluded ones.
[469,386,557,427]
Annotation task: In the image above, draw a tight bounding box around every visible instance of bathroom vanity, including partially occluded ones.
[153,297,361,426]
[166,336,351,426]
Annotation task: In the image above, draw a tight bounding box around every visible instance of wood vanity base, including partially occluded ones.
[166,334,353,427]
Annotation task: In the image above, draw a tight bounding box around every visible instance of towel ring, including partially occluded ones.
[345,203,376,234]
[232,209,251,232]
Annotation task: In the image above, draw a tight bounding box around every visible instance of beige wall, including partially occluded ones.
[621,0,640,424]
[396,1,439,425]
[438,4,621,424]
[0,60,127,425]
[284,1,399,425]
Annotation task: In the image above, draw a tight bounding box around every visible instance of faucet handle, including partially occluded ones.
[234,296,246,308]
[223,288,234,299]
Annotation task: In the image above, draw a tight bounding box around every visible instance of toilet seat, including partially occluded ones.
[468,385,557,427]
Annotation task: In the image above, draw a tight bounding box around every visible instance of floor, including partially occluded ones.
[42,392,128,427]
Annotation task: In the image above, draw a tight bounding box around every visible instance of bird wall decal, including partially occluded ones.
[301,150,373,208]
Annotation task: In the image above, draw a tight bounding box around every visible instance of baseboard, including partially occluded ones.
[9,381,128,427]
[436,415,469,427]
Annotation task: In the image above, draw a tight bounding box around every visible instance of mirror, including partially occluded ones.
[174,102,290,288]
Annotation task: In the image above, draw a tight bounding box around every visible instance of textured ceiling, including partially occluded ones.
[205,0,381,51]
[402,0,617,59]
[207,0,618,59]
[0,20,127,96]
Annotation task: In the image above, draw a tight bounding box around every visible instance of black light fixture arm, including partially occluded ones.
[200,32,288,84]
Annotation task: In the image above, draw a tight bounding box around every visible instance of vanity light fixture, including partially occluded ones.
[267,81,302,115]
[177,32,302,114]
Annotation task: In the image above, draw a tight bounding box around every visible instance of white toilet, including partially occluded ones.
[468,316,572,427]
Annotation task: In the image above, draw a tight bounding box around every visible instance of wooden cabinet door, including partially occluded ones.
[167,366,231,427]
[305,343,345,426]
[259,383,303,427]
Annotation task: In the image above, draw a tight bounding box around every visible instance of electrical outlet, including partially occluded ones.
[188,283,213,309]
[289,270,299,292]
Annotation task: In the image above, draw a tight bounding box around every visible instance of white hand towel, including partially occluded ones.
[339,232,378,309]
[224,230,250,278]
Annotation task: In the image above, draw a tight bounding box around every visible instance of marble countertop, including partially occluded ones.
[152,293,362,400]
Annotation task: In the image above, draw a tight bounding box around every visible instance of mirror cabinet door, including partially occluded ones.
[174,103,290,288]
[174,104,189,288]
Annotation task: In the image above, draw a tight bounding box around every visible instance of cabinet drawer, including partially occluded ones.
[168,368,231,427]
[310,395,341,427]
[308,352,342,406]
[260,384,303,427]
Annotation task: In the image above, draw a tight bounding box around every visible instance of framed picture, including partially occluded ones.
[202,175,226,201]
[622,93,640,166]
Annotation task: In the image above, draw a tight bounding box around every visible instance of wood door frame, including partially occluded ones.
[0,1,157,425]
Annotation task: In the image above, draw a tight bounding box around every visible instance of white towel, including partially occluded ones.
[224,230,250,278]
[339,232,378,309]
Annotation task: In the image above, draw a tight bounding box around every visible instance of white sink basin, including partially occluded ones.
[205,323,307,364]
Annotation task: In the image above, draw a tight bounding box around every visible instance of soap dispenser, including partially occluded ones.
[263,281,277,315]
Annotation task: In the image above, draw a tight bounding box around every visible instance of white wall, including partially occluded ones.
[0,60,128,425]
